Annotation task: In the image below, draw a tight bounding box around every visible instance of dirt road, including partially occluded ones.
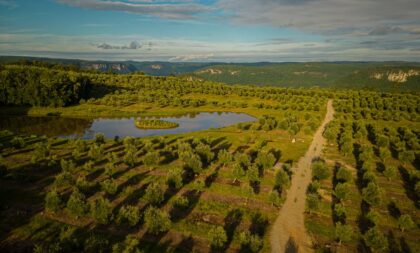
[270,99,334,253]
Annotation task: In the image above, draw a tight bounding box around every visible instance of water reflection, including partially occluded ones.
[0,112,255,139]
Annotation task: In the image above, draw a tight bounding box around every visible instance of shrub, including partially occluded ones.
[311,161,330,181]
[144,183,165,205]
[363,227,388,252]
[255,151,276,170]
[90,197,113,224]
[306,193,319,213]
[88,144,103,161]
[116,205,140,227]
[45,190,62,212]
[66,189,88,217]
[208,226,227,250]
[144,206,171,234]
[383,165,397,180]
[398,150,415,164]
[268,190,281,206]
[95,133,105,144]
[398,214,415,232]
[334,222,353,245]
[334,183,350,201]
[11,137,25,149]
[166,167,183,189]
[238,231,263,252]
[362,182,382,206]
[101,179,118,196]
[143,151,159,168]
[112,235,142,253]
[336,167,352,183]
[217,149,232,166]
[274,169,290,192]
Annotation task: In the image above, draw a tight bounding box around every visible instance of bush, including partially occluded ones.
[398,214,415,232]
[101,179,118,196]
[311,161,330,180]
[238,231,263,252]
[398,150,415,164]
[218,149,232,166]
[363,227,388,252]
[66,189,88,217]
[208,226,227,250]
[11,137,25,149]
[306,193,319,213]
[362,182,382,206]
[383,165,397,180]
[166,167,183,189]
[336,167,352,183]
[334,222,353,245]
[116,205,140,227]
[45,190,62,212]
[274,169,290,192]
[143,151,159,168]
[255,151,276,170]
[334,183,350,201]
[88,144,103,161]
[112,235,142,253]
[144,206,171,234]
[144,183,165,205]
[90,197,113,224]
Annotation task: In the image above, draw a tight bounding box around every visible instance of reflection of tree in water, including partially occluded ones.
[0,116,92,137]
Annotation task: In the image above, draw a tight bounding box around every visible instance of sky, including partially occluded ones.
[0,0,420,62]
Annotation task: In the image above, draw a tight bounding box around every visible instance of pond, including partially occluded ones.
[0,112,256,139]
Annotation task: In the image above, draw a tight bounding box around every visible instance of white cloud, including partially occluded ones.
[169,53,214,61]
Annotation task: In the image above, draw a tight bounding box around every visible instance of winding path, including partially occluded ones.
[270,99,334,253]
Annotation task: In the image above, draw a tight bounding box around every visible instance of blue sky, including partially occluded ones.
[0,0,419,62]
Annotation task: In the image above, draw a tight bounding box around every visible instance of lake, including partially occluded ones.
[0,112,255,139]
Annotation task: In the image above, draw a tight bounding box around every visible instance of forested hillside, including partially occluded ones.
[192,63,420,91]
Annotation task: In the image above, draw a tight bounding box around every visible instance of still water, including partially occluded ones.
[0,112,255,139]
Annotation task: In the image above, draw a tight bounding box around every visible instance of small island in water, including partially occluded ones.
[134,119,179,129]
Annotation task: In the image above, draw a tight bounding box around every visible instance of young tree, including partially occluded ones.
[166,167,183,189]
[363,227,388,252]
[95,133,106,145]
[274,169,290,192]
[195,143,214,164]
[144,183,165,206]
[90,196,113,225]
[383,165,397,180]
[362,182,382,206]
[255,151,276,170]
[143,151,159,169]
[311,161,330,181]
[334,183,350,201]
[31,142,50,163]
[398,150,415,164]
[88,144,103,161]
[379,147,391,161]
[101,179,118,196]
[334,222,353,245]
[217,149,232,167]
[306,193,319,214]
[333,203,347,221]
[238,231,263,253]
[398,214,415,232]
[208,226,227,250]
[231,162,245,183]
[66,189,88,218]
[247,164,260,185]
[180,151,203,174]
[45,190,62,212]
[116,205,141,227]
[268,190,281,206]
[336,167,352,183]
[144,206,171,234]
[112,235,141,253]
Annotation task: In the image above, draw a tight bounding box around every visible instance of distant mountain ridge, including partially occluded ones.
[1,56,419,91]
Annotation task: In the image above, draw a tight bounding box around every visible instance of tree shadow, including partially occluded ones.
[285,237,298,253]
[387,201,401,219]
[224,208,243,247]
[169,190,201,222]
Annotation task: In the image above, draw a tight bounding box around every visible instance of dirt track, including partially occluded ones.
[270,99,334,253]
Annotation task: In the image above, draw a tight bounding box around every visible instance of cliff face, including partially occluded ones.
[371,69,420,83]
